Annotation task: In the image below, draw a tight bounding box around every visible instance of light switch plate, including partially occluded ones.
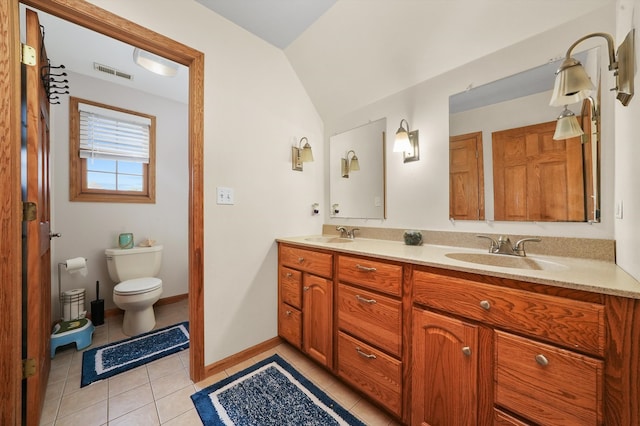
[217,187,234,205]
[615,200,623,219]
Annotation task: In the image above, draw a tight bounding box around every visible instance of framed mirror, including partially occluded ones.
[449,48,600,222]
[329,118,386,219]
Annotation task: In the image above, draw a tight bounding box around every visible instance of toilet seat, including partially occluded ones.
[114,277,162,296]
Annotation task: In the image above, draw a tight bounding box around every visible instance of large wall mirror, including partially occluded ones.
[449,48,601,223]
[330,118,386,219]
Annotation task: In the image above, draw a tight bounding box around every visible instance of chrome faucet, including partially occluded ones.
[476,235,541,257]
[336,226,359,239]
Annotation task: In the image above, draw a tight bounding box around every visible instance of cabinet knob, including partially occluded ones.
[462,346,472,356]
[479,300,491,310]
[303,286,310,292]
[298,257,305,263]
[286,272,292,278]
[535,354,549,366]
[285,310,292,316]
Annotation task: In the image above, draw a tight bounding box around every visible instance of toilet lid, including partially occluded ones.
[114,277,162,295]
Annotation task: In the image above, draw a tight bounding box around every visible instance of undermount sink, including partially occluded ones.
[305,236,354,244]
[445,252,568,272]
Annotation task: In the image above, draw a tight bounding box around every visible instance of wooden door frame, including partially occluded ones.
[0,1,205,422]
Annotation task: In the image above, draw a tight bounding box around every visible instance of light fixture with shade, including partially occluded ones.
[550,30,634,107]
[393,119,420,163]
[341,150,360,178]
[133,48,180,77]
[553,106,584,140]
[291,137,314,171]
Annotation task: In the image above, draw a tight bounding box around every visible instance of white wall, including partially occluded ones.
[325,5,617,242]
[86,0,325,364]
[50,70,189,318]
[614,0,640,280]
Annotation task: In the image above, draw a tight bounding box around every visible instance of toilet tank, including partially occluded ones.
[105,245,163,282]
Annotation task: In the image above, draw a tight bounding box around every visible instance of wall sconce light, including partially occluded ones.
[133,48,179,77]
[393,119,419,163]
[553,106,584,140]
[341,150,360,178]
[291,137,314,171]
[550,30,635,107]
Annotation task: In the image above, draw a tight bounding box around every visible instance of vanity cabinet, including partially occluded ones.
[278,245,333,369]
[412,268,606,426]
[336,255,404,417]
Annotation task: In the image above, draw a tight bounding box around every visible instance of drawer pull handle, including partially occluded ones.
[298,257,305,263]
[355,264,377,272]
[479,300,491,310]
[535,354,549,366]
[285,310,292,316]
[462,346,472,356]
[355,295,377,304]
[303,286,310,292]
[355,347,377,359]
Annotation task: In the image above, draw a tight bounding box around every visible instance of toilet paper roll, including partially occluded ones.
[65,257,88,277]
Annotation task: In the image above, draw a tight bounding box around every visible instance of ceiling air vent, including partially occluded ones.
[93,63,133,81]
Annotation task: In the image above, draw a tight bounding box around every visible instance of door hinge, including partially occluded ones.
[20,43,36,66]
[22,201,37,222]
[22,358,36,379]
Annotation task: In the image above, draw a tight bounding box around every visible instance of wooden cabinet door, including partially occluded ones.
[412,308,478,426]
[303,273,333,369]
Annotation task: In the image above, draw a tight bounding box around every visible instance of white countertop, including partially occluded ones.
[277,235,640,299]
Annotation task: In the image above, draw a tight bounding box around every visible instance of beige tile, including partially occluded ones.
[108,382,154,421]
[150,368,193,400]
[194,370,227,391]
[161,408,202,426]
[302,364,337,389]
[38,397,59,426]
[109,401,160,426]
[62,371,83,396]
[147,354,184,381]
[224,357,257,376]
[350,398,394,426]
[108,365,150,398]
[155,385,197,424]
[57,380,107,418]
[46,361,70,385]
[54,399,107,426]
[324,380,362,411]
[43,378,65,402]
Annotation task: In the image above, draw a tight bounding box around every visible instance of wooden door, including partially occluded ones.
[449,132,484,220]
[493,121,585,221]
[23,9,52,426]
[303,273,333,369]
[411,308,478,426]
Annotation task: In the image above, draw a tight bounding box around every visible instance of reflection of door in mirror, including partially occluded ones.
[492,120,585,221]
[449,132,485,220]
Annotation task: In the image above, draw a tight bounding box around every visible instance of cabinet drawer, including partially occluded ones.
[337,332,402,417]
[278,302,301,349]
[338,255,402,296]
[337,284,402,356]
[413,270,605,356]
[280,245,333,278]
[279,266,301,308]
[495,331,603,426]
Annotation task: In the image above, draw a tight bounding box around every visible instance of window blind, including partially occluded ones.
[79,103,151,163]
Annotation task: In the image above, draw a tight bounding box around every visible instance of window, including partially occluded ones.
[69,97,156,203]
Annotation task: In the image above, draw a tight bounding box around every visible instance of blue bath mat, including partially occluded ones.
[191,354,366,425]
[81,321,189,387]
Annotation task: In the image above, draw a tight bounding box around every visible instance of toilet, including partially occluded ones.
[105,245,163,336]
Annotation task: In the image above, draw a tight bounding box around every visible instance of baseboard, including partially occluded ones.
[87,293,189,321]
[203,337,283,377]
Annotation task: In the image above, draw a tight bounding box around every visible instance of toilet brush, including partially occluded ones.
[91,280,104,326]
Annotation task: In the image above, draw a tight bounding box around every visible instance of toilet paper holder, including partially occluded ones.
[57,258,88,321]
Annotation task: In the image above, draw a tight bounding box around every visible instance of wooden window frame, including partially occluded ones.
[69,96,156,203]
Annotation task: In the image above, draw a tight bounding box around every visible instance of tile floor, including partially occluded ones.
[42,299,399,425]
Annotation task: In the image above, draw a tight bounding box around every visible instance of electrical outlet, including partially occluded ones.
[216,187,234,205]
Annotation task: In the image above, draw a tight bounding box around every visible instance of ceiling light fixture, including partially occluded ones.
[291,137,313,171]
[133,48,179,77]
[393,119,419,163]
